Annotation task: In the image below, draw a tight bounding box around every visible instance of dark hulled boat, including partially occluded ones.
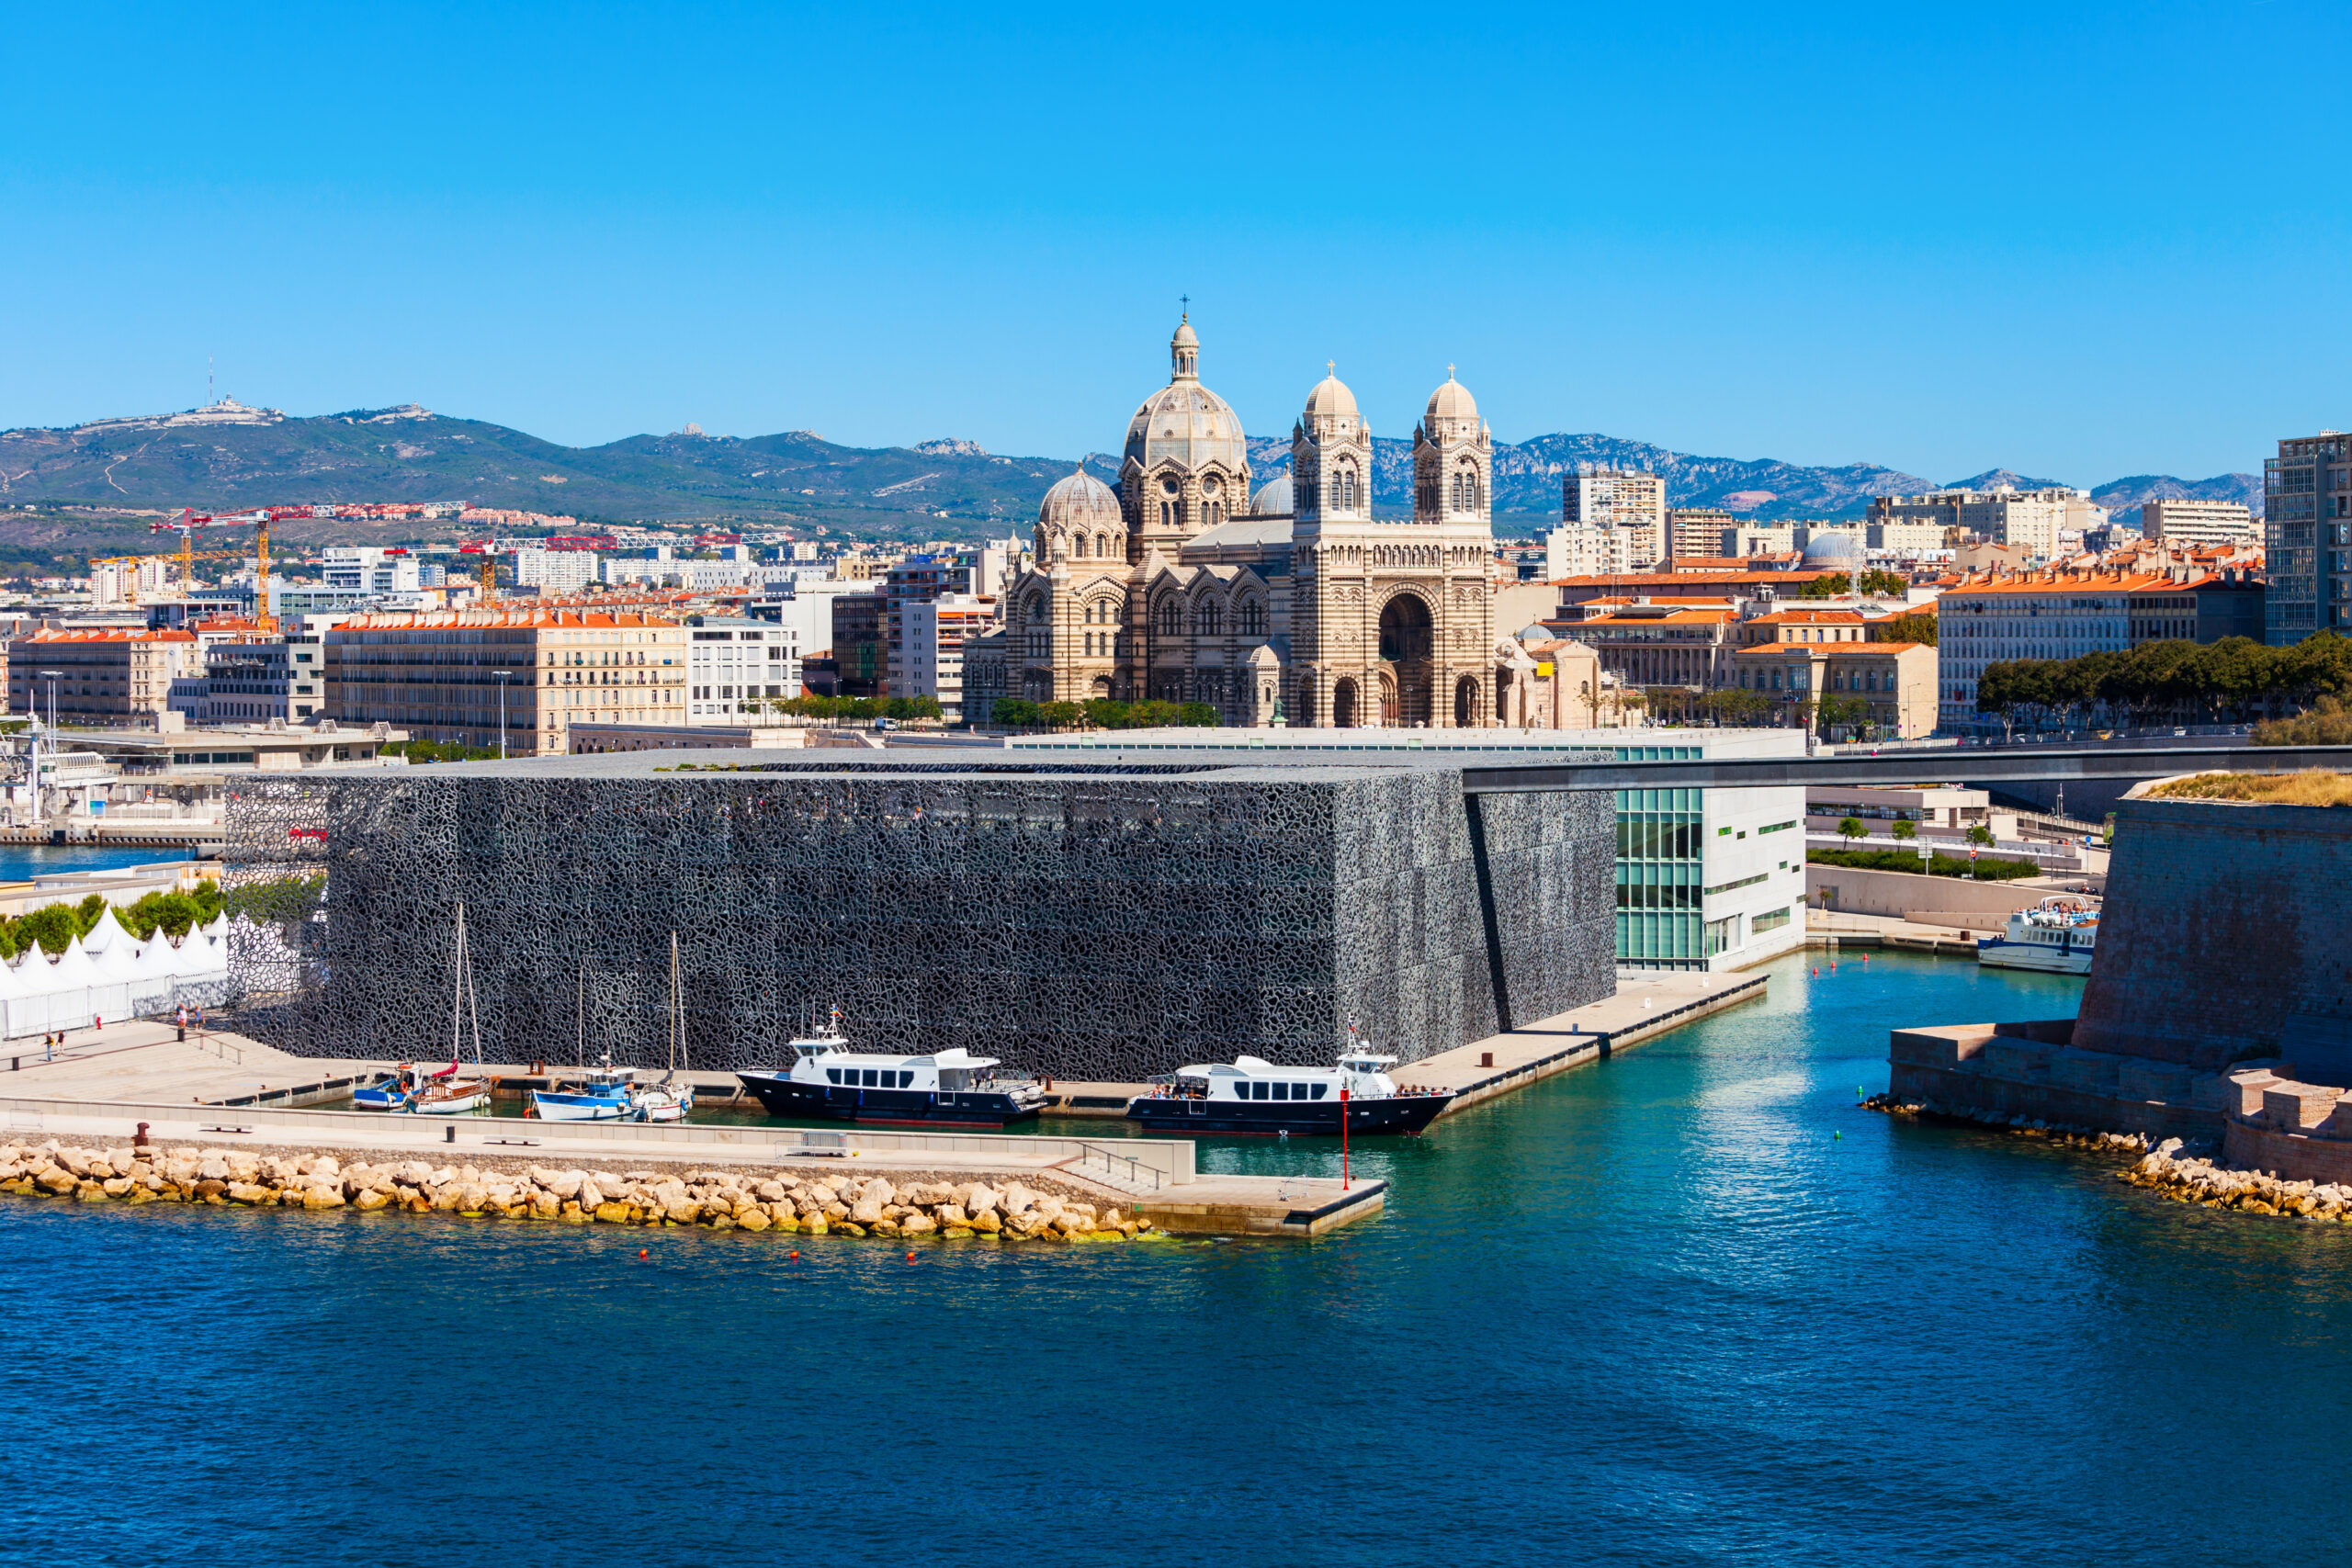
[736,1032,1049,1127]
[1124,1051,1452,1136]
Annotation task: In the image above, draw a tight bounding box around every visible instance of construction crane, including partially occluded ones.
[459,539,502,602]
[90,547,255,608]
[153,507,296,630]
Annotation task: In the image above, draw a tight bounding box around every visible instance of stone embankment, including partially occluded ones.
[1860,1091,2155,1156]
[0,1142,1158,1242]
[2119,1139,2352,1221]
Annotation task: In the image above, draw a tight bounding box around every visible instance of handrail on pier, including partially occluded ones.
[1074,1141,1161,1191]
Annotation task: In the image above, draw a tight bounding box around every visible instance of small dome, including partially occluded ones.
[1250,474,1295,516]
[1303,370,1358,421]
[1171,315,1199,350]
[1425,367,1478,426]
[1801,530,1864,567]
[1039,469,1122,531]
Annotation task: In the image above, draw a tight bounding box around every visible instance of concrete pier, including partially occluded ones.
[1396,970,1769,1114]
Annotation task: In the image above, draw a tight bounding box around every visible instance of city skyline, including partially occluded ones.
[5,5,2346,488]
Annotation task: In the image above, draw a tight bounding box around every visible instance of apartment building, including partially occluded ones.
[1869,487,2098,559]
[1935,568,2212,728]
[831,592,887,697]
[686,615,799,725]
[513,547,601,594]
[2142,498,2258,547]
[6,628,196,724]
[883,556,949,692]
[326,608,687,755]
[1668,508,1740,558]
[1561,466,1667,570]
[2262,433,2346,642]
[900,593,997,720]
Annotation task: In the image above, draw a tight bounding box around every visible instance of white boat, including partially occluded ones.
[1976,896,2098,976]
[532,976,635,1121]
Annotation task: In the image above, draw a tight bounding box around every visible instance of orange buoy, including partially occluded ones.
[787,1250,799,1259]
[638,1248,648,1259]
[905,1251,917,1262]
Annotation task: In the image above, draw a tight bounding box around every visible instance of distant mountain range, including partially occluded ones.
[0,401,2262,558]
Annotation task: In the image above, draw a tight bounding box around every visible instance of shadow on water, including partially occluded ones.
[9,950,2349,1568]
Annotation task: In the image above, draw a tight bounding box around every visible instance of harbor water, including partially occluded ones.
[8,950,2351,1565]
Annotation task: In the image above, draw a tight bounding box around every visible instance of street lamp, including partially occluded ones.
[493,671,513,760]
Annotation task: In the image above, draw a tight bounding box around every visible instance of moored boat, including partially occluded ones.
[531,1063,639,1122]
[1976,896,2098,976]
[1125,1043,1452,1136]
[412,901,496,1114]
[736,1020,1048,1127]
[352,1066,421,1111]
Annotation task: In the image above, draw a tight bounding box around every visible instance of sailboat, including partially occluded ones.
[411,903,495,1114]
[627,932,695,1122]
[531,970,637,1122]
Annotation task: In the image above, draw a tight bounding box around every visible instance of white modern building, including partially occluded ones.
[686,615,799,725]
[514,547,601,594]
[1868,487,2101,560]
[322,547,424,596]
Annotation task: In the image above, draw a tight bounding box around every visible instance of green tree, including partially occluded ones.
[1798,572,1853,600]
[1858,569,1910,597]
[1966,823,1995,847]
[1837,815,1867,845]
[1877,611,1937,647]
[990,698,1041,730]
[18,903,77,956]
[1890,816,1917,842]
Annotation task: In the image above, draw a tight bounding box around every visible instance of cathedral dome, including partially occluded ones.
[1250,473,1295,516]
[1125,321,1248,475]
[1303,370,1358,421]
[1801,529,1864,568]
[1425,368,1479,427]
[1039,468,1122,531]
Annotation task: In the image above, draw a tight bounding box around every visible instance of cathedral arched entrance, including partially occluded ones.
[1377,594,1434,728]
[1454,675,1481,728]
[1091,676,1113,699]
[1331,677,1359,728]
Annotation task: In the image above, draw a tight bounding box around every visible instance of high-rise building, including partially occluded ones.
[2143,498,2259,548]
[1668,508,1739,559]
[902,593,998,720]
[512,547,600,594]
[1562,465,1666,569]
[831,592,887,697]
[2264,433,2347,642]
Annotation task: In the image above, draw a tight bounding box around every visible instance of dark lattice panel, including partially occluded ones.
[220,763,1615,1081]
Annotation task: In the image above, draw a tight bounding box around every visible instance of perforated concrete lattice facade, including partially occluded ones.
[220,752,1617,1082]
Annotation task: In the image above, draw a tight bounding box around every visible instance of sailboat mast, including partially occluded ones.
[450,903,465,1067]
[668,931,681,1074]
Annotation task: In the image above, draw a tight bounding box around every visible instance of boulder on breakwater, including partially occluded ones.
[0,1143,1156,1242]
[2119,1138,2352,1220]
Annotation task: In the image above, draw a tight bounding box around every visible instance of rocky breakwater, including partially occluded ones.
[2122,1138,2352,1221]
[0,1143,1157,1242]
[1860,1091,2154,1155]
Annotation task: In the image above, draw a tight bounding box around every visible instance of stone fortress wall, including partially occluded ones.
[217,757,1617,1084]
[1889,788,2352,1180]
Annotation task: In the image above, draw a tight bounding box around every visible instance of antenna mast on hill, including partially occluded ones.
[208,355,214,405]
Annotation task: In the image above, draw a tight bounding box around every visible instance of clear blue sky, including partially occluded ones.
[3,2,2340,485]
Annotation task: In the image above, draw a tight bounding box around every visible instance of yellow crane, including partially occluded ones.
[152,508,284,630]
[89,547,254,608]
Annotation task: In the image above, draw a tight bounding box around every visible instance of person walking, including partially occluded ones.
[175,1004,187,1043]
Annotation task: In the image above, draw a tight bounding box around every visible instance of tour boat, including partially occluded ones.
[1124,1043,1453,1136]
[413,902,495,1114]
[735,1021,1049,1127]
[1975,897,2099,976]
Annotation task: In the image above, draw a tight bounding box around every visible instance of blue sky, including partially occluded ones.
[2,2,2340,484]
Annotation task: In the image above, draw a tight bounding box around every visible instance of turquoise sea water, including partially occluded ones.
[0,843,186,882]
[8,951,2351,1567]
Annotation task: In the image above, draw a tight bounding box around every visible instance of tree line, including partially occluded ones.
[0,883,226,962]
[989,697,1219,732]
[1974,632,2352,736]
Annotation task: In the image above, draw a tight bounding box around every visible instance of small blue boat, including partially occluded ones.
[352,1066,421,1112]
[532,1063,639,1122]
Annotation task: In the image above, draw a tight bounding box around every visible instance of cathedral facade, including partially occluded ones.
[967,317,1502,729]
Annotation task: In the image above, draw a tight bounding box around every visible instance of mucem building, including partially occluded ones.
[220,750,1616,1081]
